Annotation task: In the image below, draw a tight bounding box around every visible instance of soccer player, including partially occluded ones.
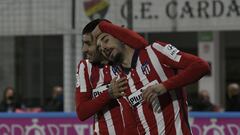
[75,19,148,135]
[95,25,210,135]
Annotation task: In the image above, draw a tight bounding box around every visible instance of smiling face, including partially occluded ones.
[97,33,125,64]
[82,33,104,64]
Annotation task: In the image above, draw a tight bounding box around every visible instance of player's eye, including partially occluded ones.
[96,45,101,52]
[104,38,109,44]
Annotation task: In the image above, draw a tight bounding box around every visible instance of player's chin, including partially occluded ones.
[112,53,123,64]
[108,53,117,62]
[87,57,94,63]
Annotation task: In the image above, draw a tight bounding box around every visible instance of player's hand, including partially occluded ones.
[142,83,167,103]
[108,77,128,99]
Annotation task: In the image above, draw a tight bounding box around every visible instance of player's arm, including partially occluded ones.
[152,41,210,90]
[76,89,112,121]
[92,21,148,49]
[75,61,112,121]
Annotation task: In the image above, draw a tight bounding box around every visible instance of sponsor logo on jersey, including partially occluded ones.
[163,44,180,61]
[92,84,108,98]
[128,89,144,107]
[128,80,159,107]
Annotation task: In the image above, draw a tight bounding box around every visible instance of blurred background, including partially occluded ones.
[0,0,240,134]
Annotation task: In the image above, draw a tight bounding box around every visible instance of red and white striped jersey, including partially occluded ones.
[116,41,209,135]
[75,60,139,135]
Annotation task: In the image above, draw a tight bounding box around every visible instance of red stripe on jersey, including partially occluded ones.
[130,69,146,134]
[119,97,139,135]
[103,66,111,82]
[104,65,124,135]
[159,93,177,135]
[76,61,125,135]
[108,102,124,135]
[82,60,92,90]
[91,66,100,88]
[98,111,109,135]
[118,72,139,135]
[138,50,162,135]
[176,89,192,135]
[151,44,194,135]
[97,66,111,135]
[152,42,210,91]
[140,49,177,134]
[149,47,179,134]
[90,66,113,135]
[90,66,108,135]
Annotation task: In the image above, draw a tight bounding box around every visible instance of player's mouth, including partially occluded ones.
[86,54,93,60]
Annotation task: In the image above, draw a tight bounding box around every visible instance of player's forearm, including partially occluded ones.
[99,21,148,49]
[162,59,210,90]
[76,91,112,121]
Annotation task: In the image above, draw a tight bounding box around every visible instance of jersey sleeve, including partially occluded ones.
[75,60,112,121]
[98,21,148,49]
[151,41,210,90]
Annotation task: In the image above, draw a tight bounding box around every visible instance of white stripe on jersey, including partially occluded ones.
[79,63,122,135]
[95,68,116,135]
[86,60,93,87]
[103,108,116,135]
[169,91,183,135]
[104,66,118,135]
[79,62,87,92]
[90,124,94,135]
[147,45,183,135]
[97,68,104,88]
[136,59,165,135]
[93,68,105,135]
[94,115,100,135]
[128,67,150,134]
[110,66,126,129]
[146,46,168,81]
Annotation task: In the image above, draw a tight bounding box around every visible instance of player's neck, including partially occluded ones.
[121,45,134,68]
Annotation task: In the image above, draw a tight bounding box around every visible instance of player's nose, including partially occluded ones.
[81,45,88,52]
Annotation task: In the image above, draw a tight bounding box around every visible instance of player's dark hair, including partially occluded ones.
[82,19,111,35]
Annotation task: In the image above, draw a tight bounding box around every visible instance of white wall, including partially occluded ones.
[0,0,71,36]
[133,0,240,32]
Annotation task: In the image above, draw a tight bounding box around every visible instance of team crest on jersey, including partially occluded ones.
[141,62,151,75]
[112,66,121,75]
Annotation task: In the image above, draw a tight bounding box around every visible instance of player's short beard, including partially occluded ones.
[91,51,105,65]
[91,46,109,65]
[112,52,123,65]
[112,42,124,64]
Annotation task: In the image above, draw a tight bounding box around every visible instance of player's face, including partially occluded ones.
[97,33,124,64]
[82,33,103,64]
